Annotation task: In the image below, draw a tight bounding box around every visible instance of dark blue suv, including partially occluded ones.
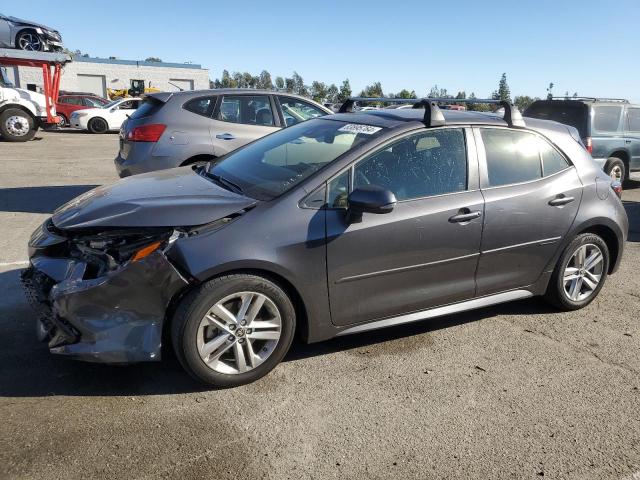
[525,98,640,183]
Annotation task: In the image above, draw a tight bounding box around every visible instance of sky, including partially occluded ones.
[7,0,640,102]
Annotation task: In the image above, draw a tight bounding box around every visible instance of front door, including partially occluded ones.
[474,127,582,296]
[326,127,484,326]
[210,94,280,156]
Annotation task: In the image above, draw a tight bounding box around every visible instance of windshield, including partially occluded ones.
[210,118,386,200]
[85,97,108,107]
[101,100,120,109]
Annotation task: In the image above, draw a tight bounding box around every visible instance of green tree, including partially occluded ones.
[428,85,451,98]
[275,76,285,90]
[546,82,554,100]
[326,84,339,104]
[455,91,466,99]
[494,73,511,103]
[145,57,162,62]
[395,89,417,99]
[257,70,273,90]
[220,70,236,88]
[310,81,328,102]
[285,77,295,93]
[291,72,308,96]
[514,95,537,112]
[337,79,352,103]
[359,82,384,98]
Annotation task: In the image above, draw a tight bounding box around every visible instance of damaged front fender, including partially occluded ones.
[23,251,189,363]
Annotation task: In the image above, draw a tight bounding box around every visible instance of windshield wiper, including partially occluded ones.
[202,170,244,195]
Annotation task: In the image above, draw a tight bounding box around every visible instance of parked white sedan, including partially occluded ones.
[70,98,141,133]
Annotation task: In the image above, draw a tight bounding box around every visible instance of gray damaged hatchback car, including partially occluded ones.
[114,89,331,177]
[23,99,628,387]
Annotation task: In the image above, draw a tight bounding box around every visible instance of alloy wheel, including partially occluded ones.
[5,116,30,137]
[563,243,604,302]
[609,165,623,182]
[17,33,42,51]
[196,291,282,375]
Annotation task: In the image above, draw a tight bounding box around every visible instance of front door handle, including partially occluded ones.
[549,195,575,207]
[449,209,482,223]
[216,133,236,140]
[625,139,631,144]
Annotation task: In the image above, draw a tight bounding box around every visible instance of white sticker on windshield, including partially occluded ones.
[338,124,382,135]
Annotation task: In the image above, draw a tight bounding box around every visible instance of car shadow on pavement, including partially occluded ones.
[0,185,99,214]
[0,267,558,397]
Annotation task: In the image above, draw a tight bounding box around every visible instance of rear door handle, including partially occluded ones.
[625,139,632,144]
[549,195,575,206]
[449,209,482,223]
[216,133,236,140]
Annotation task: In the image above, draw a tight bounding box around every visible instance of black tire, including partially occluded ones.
[544,233,609,311]
[57,114,68,128]
[0,108,36,142]
[603,157,626,183]
[15,30,43,51]
[171,274,296,387]
[88,117,108,134]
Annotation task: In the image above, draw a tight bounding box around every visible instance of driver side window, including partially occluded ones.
[353,129,467,201]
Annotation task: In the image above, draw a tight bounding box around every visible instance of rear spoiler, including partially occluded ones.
[145,91,174,103]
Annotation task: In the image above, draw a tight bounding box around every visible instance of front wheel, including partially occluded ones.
[88,117,108,134]
[544,233,609,311]
[171,274,296,387]
[0,108,36,142]
[15,30,43,51]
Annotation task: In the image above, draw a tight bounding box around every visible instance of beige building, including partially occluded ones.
[5,56,210,97]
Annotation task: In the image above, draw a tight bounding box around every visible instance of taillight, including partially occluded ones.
[611,180,623,199]
[127,124,166,142]
[583,137,593,154]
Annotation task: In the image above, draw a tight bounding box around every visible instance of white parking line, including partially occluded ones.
[0,260,29,267]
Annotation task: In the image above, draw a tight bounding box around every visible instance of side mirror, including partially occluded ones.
[347,185,396,222]
[110,107,118,113]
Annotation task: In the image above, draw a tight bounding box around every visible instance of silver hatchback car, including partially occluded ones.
[115,89,332,177]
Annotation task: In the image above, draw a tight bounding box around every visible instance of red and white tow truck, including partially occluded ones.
[0,48,71,141]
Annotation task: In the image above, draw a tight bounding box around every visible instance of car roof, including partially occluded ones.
[148,89,329,108]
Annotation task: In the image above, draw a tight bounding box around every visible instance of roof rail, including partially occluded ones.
[550,96,629,103]
[338,97,525,128]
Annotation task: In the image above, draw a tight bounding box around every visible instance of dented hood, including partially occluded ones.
[52,167,256,229]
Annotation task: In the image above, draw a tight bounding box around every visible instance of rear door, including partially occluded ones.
[326,127,484,326]
[210,94,280,156]
[624,107,640,171]
[474,127,582,296]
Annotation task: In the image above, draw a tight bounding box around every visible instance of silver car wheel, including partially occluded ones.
[563,243,604,302]
[196,291,282,375]
[609,165,623,182]
[17,32,42,51]
[5,115,30,137]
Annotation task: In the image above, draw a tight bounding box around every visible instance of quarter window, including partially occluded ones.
[592,106,622,133]
[327,170,350,208]
[184,96,217,117]
[481,129,542,187]
[217,95,274,126]
[279,97,326,127]
[353,129,467,201]
[627,108,640,132]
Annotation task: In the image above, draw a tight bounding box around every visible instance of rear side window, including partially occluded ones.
[537,137,570,176]
[626,108,640,132]
[216,95,274,126]
[592,106,622,133]
[129,98,163,120]
[183,96,217,118]
[481,129,541,187]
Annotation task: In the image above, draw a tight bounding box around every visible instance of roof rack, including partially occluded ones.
[550,96,629,103]
[338,97,525,128]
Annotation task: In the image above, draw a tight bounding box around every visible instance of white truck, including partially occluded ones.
[0,48,71,141]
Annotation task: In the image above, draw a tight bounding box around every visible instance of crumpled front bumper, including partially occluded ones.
[22,250,189,364]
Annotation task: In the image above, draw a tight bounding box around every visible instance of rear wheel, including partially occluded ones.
[171,274,296,387]
[88,117,108,134]
[0,108,36,142]
[57,114,68,128]
[603,157,626,183]
[544,233,609,310]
